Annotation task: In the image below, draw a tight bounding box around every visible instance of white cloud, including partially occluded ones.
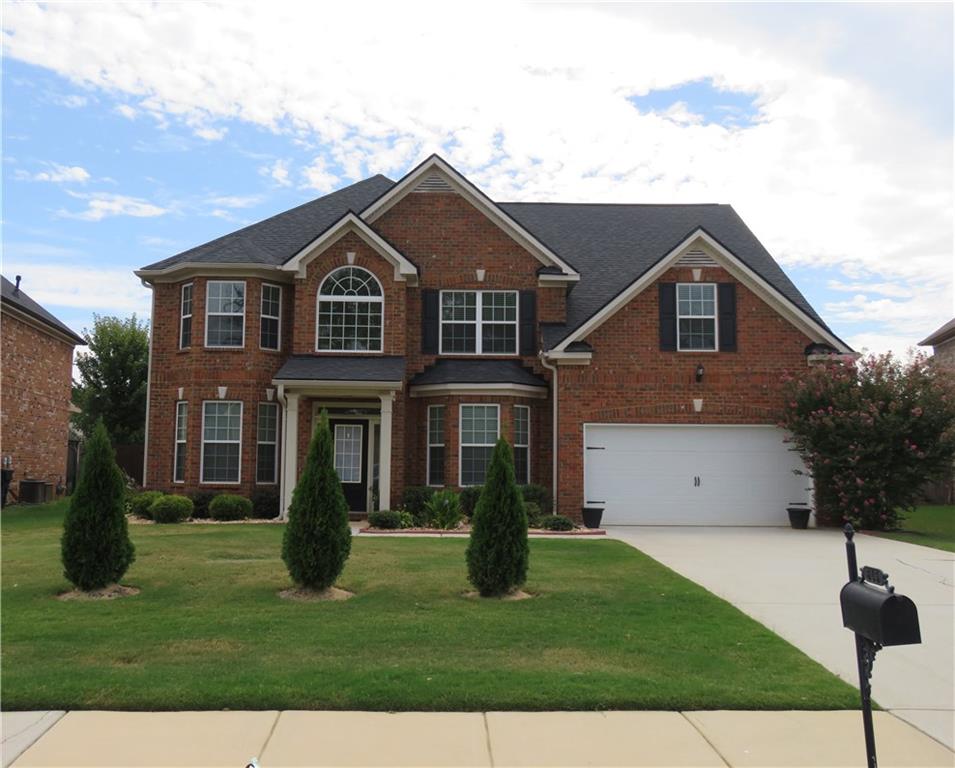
[826,280,914,299]
[60,192,168,221]
[261,158,291,186]
[193,126,227,140]
[0,262,150,315]
[18,163,91,183]
[51,93,88,108]
[114,103,137,119]
[206,194,261,209]
[301,156,337,193]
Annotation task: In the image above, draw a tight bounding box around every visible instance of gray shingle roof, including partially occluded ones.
[1,275,85,344]
[274,355,405,382]
[410,359,547,388]
[919,317,955,347]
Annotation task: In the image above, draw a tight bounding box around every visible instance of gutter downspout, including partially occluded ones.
[277,383,288,520]
[538,351,558,515]
[141,279,155,488]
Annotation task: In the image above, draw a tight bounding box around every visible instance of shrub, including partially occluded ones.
[397,509,414,529]
[402,486,436,526]
[521,484,552,514]
[459,485,483,518]
[540,515,575,532]
[426,490,462,530]
[251,488,281,519]
[150,494,193,524]
[282,410,352,590]
[129,490,163,520]
[524,501,543,528]
[209,494,252,521]
[368,510,402,529]
[466,438,529,596]
[188,490,216,519]
[61,420,135,590]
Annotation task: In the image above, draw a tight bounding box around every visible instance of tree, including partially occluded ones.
[781,352,955,530]
[282,410,352,590]
[61,420,135,590]
[73,315,149,443]
[466,437,529,596]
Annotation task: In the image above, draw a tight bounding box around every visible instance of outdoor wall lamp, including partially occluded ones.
[695,364,705,383]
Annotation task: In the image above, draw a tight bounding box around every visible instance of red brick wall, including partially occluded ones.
[0,312,76,490]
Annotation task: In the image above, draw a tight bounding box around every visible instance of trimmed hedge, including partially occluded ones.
[524,501,543,528]
[150,494,193,524]
[401,486,435,526]
[368,510,402,529]
[209,494,252,521]
[459,485,483,518]
[540,514,575,532]
[251,489,281,519]
[521,484,552,515]
[129,490,163,520]
[188,490,216,519]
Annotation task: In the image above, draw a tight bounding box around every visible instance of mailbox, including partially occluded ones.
[840,580,921,646]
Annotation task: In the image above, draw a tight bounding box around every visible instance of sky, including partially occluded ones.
[2,1,953,356]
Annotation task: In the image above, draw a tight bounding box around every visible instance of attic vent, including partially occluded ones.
[413,173,454,193]
[676,249,718,267]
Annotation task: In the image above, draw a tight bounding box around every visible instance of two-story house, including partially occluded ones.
[136,155,850,525]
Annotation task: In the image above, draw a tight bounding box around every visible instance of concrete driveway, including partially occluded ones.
[606,526,955,750]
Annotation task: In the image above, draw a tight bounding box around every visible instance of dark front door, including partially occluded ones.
[329,419,368,513]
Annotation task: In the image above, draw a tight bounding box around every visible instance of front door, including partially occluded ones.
[329,420,368,512]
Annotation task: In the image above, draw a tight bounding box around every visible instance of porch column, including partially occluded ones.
[282,392,300,519]
[378,392,393,510]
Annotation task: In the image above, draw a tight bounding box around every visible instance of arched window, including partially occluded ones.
[316,267,384,352]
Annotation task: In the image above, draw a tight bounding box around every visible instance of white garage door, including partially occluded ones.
[583,425,808,526]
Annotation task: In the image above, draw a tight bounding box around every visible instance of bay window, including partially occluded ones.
[513,405,530,485]
[459,404,499,486]
[260,284,281,350]
[201,401,242,483]
[427,405,445,486]
[256,402,278,484]
[205,281,246,347]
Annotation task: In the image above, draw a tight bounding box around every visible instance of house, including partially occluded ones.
[919,317,955,504]
[1,275,85,501]
[135,155,850,525]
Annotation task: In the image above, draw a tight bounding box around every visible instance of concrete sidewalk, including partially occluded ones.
[4,710,953,767]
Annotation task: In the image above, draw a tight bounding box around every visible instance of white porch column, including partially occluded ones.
[281,392,300,519]
[378,392,394,510]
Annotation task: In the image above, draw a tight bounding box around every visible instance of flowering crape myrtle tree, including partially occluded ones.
[781,352,955,530]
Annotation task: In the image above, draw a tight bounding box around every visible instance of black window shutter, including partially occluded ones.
[659,283,677,351]
[519,290,537,355]
[421,289,439,354]
[718,283,737,352]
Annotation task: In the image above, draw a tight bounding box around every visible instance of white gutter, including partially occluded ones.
[538,351,558,514]
[141,279,155,488]
[277,383,288,520]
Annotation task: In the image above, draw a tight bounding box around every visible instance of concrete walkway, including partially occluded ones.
[4,709,953,767]
[605,526,955,750]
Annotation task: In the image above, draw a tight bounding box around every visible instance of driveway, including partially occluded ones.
[606,526,955,749]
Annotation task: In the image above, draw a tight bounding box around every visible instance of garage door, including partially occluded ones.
[583,425,808,526]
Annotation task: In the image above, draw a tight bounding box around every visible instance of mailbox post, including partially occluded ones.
[840,524,921,768]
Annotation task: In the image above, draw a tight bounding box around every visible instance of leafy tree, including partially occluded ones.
[781,352,955,530]
[61,420,136,590]
[73,315,149,443]
[282,410,352,590]
[466,437,529,596]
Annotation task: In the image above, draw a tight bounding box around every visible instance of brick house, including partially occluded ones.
[136,155,850,524]
[1,275,85,497]
[919,317,955,504]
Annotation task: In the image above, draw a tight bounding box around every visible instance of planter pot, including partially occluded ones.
[787,506,811,530]
[581,506,604,529]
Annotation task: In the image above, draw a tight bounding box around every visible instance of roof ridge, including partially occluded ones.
[500,201,728,208]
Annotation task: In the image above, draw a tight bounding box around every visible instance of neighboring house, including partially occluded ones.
[1,275,85,499]
[136,155,850,525]
[919,317,955,504]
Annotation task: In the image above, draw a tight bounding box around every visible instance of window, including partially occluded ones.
[334,424,363,483]
[179,284,193,349]
[427,405,445,486]
[256,402,279,484]
[440,291,517,354]
[677,283,717,351]
[513,405,530,485]
[201,401,242,483]
[317,267,383,352]
[459,404,499,486]
[173,401,187,483]
[205,281,246,347]
[260,284,281,350]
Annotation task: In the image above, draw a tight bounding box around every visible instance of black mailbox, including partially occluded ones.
[840,580,921,646]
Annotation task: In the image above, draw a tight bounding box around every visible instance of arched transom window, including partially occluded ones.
[316,267,384,352]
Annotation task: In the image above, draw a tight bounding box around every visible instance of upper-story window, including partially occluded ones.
[179,283,193,349]
[440,290,517,355]
[316,267,383,352]
[205,281,246,348]
[677,283,717,351]
[260,283,281,351]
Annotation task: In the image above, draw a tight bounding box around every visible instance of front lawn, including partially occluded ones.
[873,505,955,552]
[1,501,857,711]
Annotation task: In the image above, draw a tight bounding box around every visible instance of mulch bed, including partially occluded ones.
[57,584,140,601]
[278,586,354,602]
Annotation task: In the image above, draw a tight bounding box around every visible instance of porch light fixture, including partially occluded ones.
[693,398,703,413]
[217,386,228,400]
[476,268,486,282]
[695,364,705,383]
[266,388,275,401]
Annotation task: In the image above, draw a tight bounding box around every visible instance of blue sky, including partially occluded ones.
[2,2,952,354]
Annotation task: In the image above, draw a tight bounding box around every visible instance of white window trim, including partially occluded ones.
[315,268,385,353]
[333,423,364,484]
[255,402,279,485]
[676,282,719,353]
[179,283,193,350]
[514,404,530,485]
[438,290,519,356]
[427,405,445,487]
[259,283,282,352]
[199,400,243,485]
[458,403,500,486]
[173,401,187,483]
[204,280,247,349]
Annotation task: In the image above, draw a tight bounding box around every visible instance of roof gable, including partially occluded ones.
[1,275,85,345]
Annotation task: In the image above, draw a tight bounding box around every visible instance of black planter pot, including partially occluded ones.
[581,506,604,529]
[787,506,811,529]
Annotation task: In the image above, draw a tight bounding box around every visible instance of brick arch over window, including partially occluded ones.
[315,266,384,352]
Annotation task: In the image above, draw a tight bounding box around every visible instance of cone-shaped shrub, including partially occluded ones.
[466,437,529,596]
[282,409,352,590]
[61,420,135,590]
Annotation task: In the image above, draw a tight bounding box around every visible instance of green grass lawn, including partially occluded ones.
[1,500,858,711]
[873,505,955,552]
